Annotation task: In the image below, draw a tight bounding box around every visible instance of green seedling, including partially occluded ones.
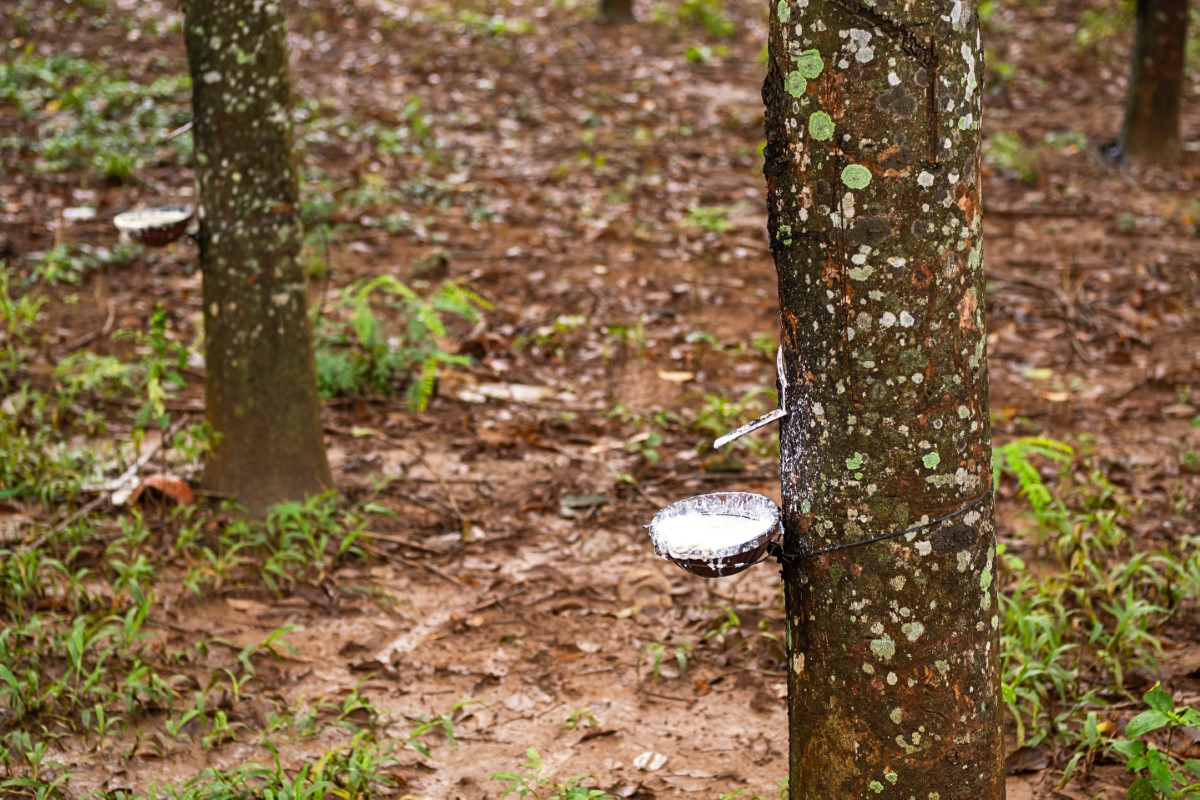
[703,603,741,641]
[1058,712,1116,790]
[492,747,610,799]
[406,699,482,758]
[638,641,691,683]
[337,685,381,729]
[564,707,597,731]
[1111,684,1200,799]
[683,204,734,234]
[624,430,663,467]
[653,0,734,37]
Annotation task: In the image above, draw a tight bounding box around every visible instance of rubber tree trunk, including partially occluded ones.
[600,0,635,23]
[1120,0,1188,166]
[762,2,1004,797]
[183,0,333,515]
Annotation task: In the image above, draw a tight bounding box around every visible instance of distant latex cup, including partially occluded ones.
[647,492,781,578]
[113,205,194,247]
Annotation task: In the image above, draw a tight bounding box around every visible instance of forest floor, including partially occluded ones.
[1,0,1199,798]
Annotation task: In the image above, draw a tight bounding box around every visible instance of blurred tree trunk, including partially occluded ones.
[1120,0,1188,166]
[763,1,1004,797]
[182,0,332,515]
[600,0,634,23]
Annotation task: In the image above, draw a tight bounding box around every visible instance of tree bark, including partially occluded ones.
[600,0,635,24]
[1120,0,1187,166]
[763,1,1004,797]
[183,0,332,515]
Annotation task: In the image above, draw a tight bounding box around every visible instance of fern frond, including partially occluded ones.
[995,436,1074,518]
[1017,436,1074,463]
[315,350,359,398]
[414,303,446,339]
[357,274,417,303]
[407,357,439,412]
[449,284,493,312]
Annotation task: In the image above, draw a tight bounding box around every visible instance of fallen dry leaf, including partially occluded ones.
[130,474,195,508]
[655,368,694,383]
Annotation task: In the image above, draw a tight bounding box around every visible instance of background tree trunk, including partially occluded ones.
[600,0,635,24]
[763,1,1004,797]
[1120,0,1188,166]
[183,0,332,515]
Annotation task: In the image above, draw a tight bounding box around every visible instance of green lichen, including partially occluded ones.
[785,71,807,98]
[841,163,872,189]
[846,452,864,470]
[901,621,925,641]
[980,565,993,591]
[808,110,834,141]
[922,452,941,469]
[793,48,824,79]
[848,265,874,281]
[777,0,790,22]
[870,780,885,794]
[870,634,896,661]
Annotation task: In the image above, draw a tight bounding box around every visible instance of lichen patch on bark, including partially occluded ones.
[764,1,1003,797]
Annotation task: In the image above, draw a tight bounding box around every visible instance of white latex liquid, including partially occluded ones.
[652,513,765,555]
[116,208,190,229]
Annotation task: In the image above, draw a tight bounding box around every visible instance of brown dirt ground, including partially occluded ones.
[1,0,1198,797]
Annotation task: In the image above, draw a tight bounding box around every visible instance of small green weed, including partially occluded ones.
[492,747,611,799]
[136,729,400,799]
[458,10,535,36]
[685,44,730,64]
[405,699,481,758]
[1075,2,1135,52]
[1112,684,1200,799]
[638,640,691,683]
[995,437,1200,753]
[114,304,191,434]
[26,243,137,286]
[692,389,778,456]
[984,130,1087,184]
[703,602,741,641]
[683,204,734,234]
[564,707,597,731]
[0,52,191,180]
[624,430,664,466]
[514,314,587,361]
[719,783,789,800]
[313,276,489,410]
[199,493,365,595]
[0,387,98,503]
[653,0,734,37]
